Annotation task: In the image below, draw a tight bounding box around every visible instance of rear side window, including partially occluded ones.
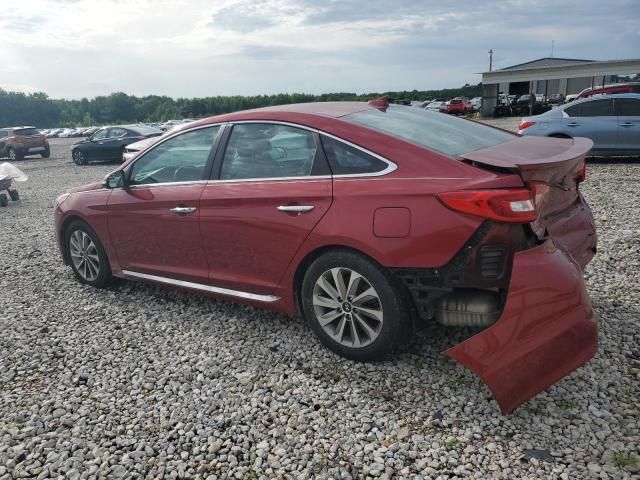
[564,104,581,117]
[321,135,388,175]
[579,99,614,117]
[220,124,317,180]
[108,128,127,138]
[14,128,40,136]
[614,98,640,116]
[344,105,515,157]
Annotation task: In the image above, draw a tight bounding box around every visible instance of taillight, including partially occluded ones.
[518,121,536,130]
[437,189,537,223]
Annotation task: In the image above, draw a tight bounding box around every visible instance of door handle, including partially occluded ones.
[567,122,579,127]
[620,122,634,127]
[277,205,315,213]
[170,206,197,214]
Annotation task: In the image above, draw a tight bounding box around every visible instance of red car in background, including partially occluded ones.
[446,97,473,115]
[54,99,597,412]
[576,81,640,99]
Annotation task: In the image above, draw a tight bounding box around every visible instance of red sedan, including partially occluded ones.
[55,99,598,412]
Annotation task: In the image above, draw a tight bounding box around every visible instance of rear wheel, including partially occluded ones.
[301,250,409,361]
[65,220,112,287]
[41,148,50,158]
[72,149,88,165]
[8,189,19,201]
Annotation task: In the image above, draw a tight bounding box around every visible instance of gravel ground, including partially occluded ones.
[0,136,638,480]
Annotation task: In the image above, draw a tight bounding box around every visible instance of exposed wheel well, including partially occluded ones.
[292,245,416,321]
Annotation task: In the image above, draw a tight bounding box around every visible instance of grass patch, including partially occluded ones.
[446,439,461,450]
[614,453,637,468]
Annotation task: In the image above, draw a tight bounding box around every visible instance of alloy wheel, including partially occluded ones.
[312,267,384,348]
[8,149,16,161]
[69,230,100,281]
[72,150,85,165]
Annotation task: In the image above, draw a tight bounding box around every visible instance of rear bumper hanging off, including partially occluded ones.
[445,239,597,413]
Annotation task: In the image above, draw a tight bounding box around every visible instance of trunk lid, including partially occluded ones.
[460,136,596,268]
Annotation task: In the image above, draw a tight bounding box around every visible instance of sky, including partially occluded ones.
[1,0,639,99]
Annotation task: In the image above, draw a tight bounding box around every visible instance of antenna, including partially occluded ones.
[550,40,554,57]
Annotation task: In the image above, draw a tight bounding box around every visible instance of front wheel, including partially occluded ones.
[8,148,22,161]
[301,250,409,361]
[41,149,50,158]
[65,220,112,287]
[72,149,88,165]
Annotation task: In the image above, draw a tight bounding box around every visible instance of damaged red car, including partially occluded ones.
[54,100,598,412]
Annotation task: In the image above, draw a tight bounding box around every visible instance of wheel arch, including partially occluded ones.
[548,132,572,139]
[291,244,415,319]
[58,215,95,264]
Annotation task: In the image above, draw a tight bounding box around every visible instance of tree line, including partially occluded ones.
[0,84,482,128]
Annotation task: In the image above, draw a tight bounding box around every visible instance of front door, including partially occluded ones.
[199,123,332,295]
[562,98,617,152]
[107,125,221,283]
[84,128,110,160]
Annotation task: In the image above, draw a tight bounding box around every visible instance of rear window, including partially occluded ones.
[130,125,164,136]
[14,128,40,136]
[450,99,462,104]
[344,105,515,157]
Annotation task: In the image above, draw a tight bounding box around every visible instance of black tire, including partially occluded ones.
[64,220,112,288]
[8,148,22,161]
[301,250,409,361]
[8,189,19,201]
[41,149,50,158]
[0,194,7,207]
[72,149,88,165]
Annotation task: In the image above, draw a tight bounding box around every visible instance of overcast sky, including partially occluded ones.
[1,0,639,99]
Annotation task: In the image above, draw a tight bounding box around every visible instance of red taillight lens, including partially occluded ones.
[437,189,537,223]
[518,121,536,130]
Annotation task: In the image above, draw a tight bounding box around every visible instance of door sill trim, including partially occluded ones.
[121,270,280,302]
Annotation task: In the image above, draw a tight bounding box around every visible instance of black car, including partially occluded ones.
[71,125,163,165]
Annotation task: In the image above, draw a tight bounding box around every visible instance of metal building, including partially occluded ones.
[480,57,640,116]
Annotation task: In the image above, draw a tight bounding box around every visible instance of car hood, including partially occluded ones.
[68,181,104,193]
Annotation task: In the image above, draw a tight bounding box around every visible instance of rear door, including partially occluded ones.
[102,127,129,160]
[614,97,640,153]
[199,122,332,296]
[562,99,617,152]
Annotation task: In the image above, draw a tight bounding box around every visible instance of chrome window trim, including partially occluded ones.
[126,123,226,187]
[227,120,398,178]
[122,270,280,302]
[127,180,209,190]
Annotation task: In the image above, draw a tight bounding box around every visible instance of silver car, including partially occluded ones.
[518,93,640,156]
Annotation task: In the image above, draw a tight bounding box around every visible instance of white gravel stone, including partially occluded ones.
[0,136,638,479]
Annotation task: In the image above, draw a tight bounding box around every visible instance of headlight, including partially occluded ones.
[56,193,70,206]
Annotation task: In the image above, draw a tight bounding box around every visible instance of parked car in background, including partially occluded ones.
[470,97,482,111]
[565,94,578,103]
[121,123,186,162]
[425,100,446,112]
[71,125,163,165]
[518,93,640,156]
[576,81,640,99]
[446,97,472,115]
[0,126,50,160]
[548,93,565,104]
[56,99,598,412]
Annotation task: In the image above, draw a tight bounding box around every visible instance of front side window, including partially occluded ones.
[129,126,219,185]
[614,98,640,116]
[321,135,388,175]
[343,105,515,157]
[220,124,316,180]
[91,129,108,141]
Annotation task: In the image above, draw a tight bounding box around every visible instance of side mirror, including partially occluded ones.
[104,170,125,189]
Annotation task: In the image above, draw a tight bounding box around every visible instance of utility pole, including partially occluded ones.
[488,49,493,71]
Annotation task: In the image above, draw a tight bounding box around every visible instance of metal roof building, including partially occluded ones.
[480,57,640,116]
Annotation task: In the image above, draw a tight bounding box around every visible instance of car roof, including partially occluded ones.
[567,92,640,106]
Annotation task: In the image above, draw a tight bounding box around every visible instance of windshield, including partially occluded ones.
[343,105,515,157]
